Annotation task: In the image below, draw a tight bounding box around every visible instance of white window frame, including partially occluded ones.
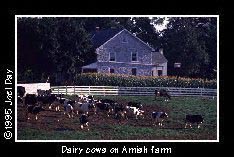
[109,52,116,62]
[131,51,138,62]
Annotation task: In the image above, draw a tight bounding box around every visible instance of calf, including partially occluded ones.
[185,115,204,128]
[26,105,45,120]
[151,112,168,127]
[79,114,89,130]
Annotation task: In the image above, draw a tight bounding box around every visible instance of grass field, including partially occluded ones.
[17,96,217,140]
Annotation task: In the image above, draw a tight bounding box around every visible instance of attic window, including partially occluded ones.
[122,35,127,43]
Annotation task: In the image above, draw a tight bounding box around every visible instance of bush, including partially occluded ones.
[74,73,217,88]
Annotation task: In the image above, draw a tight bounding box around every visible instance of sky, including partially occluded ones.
[154,17,169,32]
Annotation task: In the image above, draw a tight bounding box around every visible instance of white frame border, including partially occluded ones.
[15,15,219,143]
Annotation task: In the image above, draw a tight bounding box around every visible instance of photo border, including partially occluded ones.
[15,15,219,142]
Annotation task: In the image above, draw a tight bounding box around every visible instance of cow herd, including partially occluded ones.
[17,86,204,131]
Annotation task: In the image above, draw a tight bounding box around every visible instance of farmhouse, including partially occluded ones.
[82,28,167,76]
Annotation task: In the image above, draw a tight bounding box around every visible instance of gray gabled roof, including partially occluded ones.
[152,52,168,64]
[91,28,123,48]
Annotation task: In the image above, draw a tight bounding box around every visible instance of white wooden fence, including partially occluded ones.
[50,86,217,97]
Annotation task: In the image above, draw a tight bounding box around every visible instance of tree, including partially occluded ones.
[17,17,96,84]
[160,17,217,79]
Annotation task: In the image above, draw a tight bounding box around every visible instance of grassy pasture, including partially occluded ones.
[17,96,217,140]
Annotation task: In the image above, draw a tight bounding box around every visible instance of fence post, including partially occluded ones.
[58,87,59,95]
[74,85,75,95]
[66,86,67,95]
[89,86,91,95]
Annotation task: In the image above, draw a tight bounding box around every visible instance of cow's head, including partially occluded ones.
[161,112,168,118]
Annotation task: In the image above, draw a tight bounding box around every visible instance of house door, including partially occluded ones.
[132,68,137,76]
[158,70,162,76]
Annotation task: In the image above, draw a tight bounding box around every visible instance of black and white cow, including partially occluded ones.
[17,86,25,97]
[95,102,113,117]
[114,104,127,121]
[127,102,143,109]
[25,94,37,106]
[125,106,145,119]
[63,99,75,118]
[73,101,96,115]
[26,105,45,120]
[17,97,24,105]
[151,112,168,127]
[49,99,61,111]
[154,89,171,101]
[37,89,52,96]
[185,115,204,128]
[37,94,58,109]
[79,114,89,130]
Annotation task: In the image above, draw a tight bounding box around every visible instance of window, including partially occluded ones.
[131,52,137,61]
[132,68,137,76]
[122,35,127,43]
[158,70,162,76]
[110,68,115,73]
[110,52,116,61]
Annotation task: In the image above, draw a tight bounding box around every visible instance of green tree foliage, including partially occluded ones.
[160,17,217,79]
[17,17,96,84]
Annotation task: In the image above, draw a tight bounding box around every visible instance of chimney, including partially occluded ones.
[159,48,163,55]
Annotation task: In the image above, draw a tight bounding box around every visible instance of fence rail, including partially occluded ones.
[51,86,217,97]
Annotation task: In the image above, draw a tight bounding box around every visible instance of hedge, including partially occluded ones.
[74,73,217,89]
